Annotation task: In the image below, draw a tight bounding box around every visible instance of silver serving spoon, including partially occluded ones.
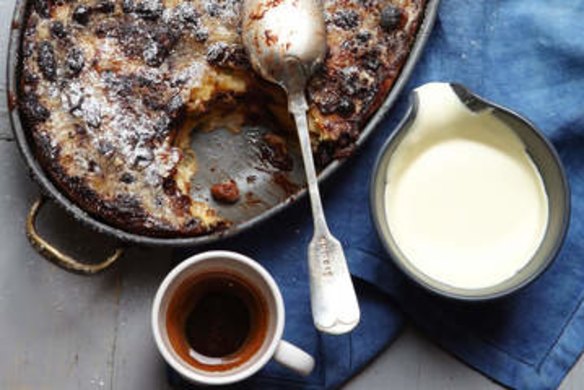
[242,0,360,334]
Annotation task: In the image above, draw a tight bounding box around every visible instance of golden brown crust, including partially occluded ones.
[18,0,425,237]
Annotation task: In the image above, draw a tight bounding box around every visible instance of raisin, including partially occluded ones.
[226,46,249,68]
[22,94,50,123]
[95,0,115,13]
[337,98,355,117]
[50,21,67,39]
[66,48,85,77]
[162,177,176,195]
[142,89,166,110]
[332,10,359,30]
[206,43,248,68]
[72,5,91,25]
[206,42,229,65]
[360,50,382,71]
[205,2,220,17]
[175,3,200,25]
[118,22,149,57]
[116,76,134,97]
[34,0,50,18]
[356,30,371,43]
[316,92,340,115]
[339,67,360,96]
[341,39,359,55]
[380,5,402,32]
[193,28,209,42]
[122,0,134,13]
[144,41,171,67]
[120,173,135,184]
[203,0,238,18]
[133,148,154,169]
[37,41,57,81]
[135,0,163,20]
[88,160,98,172]
[145,26,179,67]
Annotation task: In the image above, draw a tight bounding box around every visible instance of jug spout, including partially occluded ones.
[410,82,490,132]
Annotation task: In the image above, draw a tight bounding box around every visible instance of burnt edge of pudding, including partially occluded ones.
[17,0,426,237]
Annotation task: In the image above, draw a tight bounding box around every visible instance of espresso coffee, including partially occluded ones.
[166,272,268,372]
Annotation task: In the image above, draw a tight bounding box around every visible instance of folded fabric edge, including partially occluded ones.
[331,328,407,390]
[539,295,584,389]
[346,247,584,390]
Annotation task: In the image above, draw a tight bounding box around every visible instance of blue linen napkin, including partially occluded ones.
[169,1,584,388]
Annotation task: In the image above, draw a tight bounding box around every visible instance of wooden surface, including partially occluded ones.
[1,1,583,388]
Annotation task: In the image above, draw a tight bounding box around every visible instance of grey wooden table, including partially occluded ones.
[1,1,583,388]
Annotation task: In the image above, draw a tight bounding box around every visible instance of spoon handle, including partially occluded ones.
[290,92,361,335]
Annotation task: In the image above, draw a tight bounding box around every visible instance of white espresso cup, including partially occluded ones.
[152,250,315,385]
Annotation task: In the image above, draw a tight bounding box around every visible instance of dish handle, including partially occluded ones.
[26,196,124,275]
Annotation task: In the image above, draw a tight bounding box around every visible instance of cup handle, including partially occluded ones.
[273,340,315,377]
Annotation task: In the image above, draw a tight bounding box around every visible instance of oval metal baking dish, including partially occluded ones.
[7,0,440,274]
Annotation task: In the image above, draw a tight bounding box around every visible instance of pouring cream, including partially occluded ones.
[384,83,549,290]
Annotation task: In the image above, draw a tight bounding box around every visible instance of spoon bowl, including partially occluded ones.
[241,0,327,92]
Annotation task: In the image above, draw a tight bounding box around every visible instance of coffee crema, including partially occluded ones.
[166,272,268,372]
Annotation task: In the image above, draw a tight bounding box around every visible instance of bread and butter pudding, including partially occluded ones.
[18,0,426,237]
